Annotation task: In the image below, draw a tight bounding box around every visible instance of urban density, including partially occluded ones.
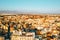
[0,14,60,40]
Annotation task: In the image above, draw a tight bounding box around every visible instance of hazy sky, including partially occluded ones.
[0,0,60,13]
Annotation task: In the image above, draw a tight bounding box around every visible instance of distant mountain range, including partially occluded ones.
[0,10,60,15]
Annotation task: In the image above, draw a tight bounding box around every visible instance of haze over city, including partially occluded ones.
[0,0,60,13]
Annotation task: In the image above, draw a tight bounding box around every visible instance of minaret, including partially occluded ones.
[7,22,10,40]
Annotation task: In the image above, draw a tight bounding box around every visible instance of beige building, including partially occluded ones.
[11,35,34,40]
[11,32,35,40]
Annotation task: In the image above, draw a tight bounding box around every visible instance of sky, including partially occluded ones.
[0,0,60,13]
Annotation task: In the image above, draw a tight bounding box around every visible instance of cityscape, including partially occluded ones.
[0,14,60,40]
[0,0,60,40]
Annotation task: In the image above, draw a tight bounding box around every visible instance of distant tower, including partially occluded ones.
[7,22,10,40]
